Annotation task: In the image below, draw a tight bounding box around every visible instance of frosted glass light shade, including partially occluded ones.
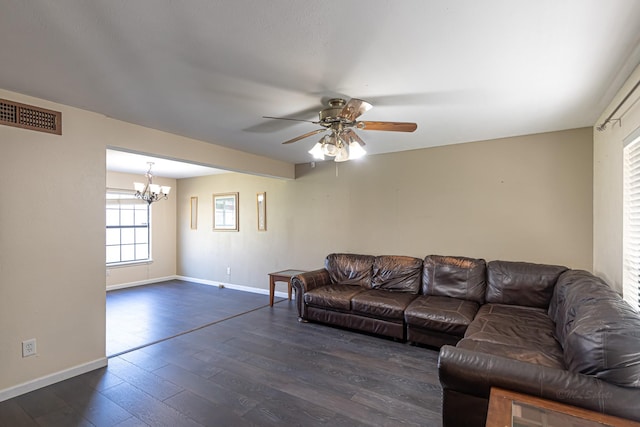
[349,141,366,159]
[149,184,161,194]
[335,144,349,162]
[161,186,171,195]
[308,142,325,160]
[134,182,146,192]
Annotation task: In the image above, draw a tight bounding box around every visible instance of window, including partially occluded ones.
[106,190,150,264]
[623,133,640,311]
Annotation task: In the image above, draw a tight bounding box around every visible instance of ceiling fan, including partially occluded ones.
[263,98,417,162]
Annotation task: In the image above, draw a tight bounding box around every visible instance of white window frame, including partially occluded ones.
[106,189,151,266]
[622,128,640,312]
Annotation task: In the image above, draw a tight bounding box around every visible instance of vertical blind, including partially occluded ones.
[623,136,640,311]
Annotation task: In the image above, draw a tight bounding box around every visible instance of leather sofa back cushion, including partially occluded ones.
[371,255,422,293]
[422,255,487,304]
[486,260,567,308]
[325,253,375,288]
[549,270,620,344]
[563,298,640,388]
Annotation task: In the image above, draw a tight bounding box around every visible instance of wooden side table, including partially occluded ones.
[268,269,305,306]
[486,387,640,427]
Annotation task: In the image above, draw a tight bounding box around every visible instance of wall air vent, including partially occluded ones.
[0,98,62,135]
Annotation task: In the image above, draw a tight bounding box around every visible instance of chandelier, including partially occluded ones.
[133,162,171,204]
[307,126,366,162]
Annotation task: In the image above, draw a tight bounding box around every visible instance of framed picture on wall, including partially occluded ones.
[190,197,198,230]
[213,192,239,231]
[257,192,266,231]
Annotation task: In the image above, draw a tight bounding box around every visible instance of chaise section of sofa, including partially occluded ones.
[438,263,640,426]
[292,253,422,340]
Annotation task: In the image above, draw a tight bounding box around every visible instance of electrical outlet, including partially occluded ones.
[226,267,231,275]
[22,339,36,357]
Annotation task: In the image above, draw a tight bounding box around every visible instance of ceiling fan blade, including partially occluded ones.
[263,116,319,124]
[282,128,326,144]
[338,98,373,121]
[357,121,417,132]
[342,128,366,146]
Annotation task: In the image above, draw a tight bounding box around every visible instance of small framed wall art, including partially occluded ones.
[213,192,239,231]
[257,192,266,231]
[190,197,198,230]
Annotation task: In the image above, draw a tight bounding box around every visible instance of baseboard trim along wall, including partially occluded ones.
[106,275,292,299]
[106,275,179,291]
[175,275,292,299]
[0,357,108,403]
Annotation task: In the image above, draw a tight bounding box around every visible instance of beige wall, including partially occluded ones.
[106,171,177,288]
[593,64,640,292]
[0,93,107,393]
[178,128,594,292]
[0,87,294,398]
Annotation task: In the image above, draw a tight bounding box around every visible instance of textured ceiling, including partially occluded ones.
[2,1,640,167]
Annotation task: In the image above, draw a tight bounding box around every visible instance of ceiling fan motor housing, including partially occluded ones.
[319,99,350,126]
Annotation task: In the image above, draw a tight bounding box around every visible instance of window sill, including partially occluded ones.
[106,259,153,268]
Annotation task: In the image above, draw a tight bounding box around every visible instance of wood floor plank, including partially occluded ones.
[107,358,183,402]
[47,377,133,427]
[163,390,250,427]
[153,363,259,417]
[0,400,38,427]
[101,382,201,427]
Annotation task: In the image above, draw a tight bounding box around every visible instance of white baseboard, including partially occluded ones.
[0,357,108,402]
[175,275,293,299]
[106,275,178,291]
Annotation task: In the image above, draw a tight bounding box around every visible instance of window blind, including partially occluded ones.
[623,137,640,311]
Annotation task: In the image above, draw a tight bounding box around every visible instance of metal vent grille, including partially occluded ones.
[0,98,62,135]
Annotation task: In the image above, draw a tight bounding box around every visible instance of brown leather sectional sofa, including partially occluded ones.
[291,253,640,425]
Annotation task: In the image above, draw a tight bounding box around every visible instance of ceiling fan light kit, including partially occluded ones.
[265,97,417,163]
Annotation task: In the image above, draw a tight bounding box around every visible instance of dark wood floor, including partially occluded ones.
[0,281,443,427]
[106,280,277,356]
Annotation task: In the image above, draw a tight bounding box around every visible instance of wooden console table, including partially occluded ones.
[486,387,640,427]
[268,269,305,306]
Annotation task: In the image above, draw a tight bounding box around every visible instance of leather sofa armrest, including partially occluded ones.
[438,345,640,422]
[291,268,331,319]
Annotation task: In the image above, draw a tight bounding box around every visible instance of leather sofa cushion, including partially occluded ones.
[325,253,375,288]
[422,255,486,304]
[549,269,640,387]
[456,339,565,369]
[351,290,417,320]
[371,255,422,293]
[563,297,640,388]
[462,303,565,368]
[486,260,567,308]
[304,284,364,311]
[548,269,620,344]
[405,295,479,337]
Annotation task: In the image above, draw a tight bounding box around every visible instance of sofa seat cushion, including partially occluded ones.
[462,303,565,368]
[351,290,417,320]
[304,284,364,311]
[405,295,479,337]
